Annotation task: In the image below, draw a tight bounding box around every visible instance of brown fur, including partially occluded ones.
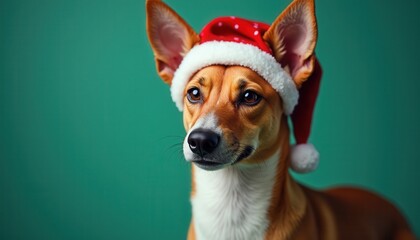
[146,0,415,239]
[183,66,283,164]
[183,66,414,240]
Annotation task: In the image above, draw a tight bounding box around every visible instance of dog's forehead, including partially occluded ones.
[189,66,225,83]
[187,65,272,90]
[224,67,274,90]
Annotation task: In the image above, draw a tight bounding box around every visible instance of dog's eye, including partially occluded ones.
[187,87,202,103]
[241,90,261,106]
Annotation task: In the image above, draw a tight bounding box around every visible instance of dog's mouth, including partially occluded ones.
[191,145,254,171]
[192,159,226,171]
[233,145,254,164]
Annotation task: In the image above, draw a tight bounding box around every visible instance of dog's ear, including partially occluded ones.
[146,0,199,84]
[263,0,317,87]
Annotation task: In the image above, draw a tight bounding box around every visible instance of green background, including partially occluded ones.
[1,0,419,239]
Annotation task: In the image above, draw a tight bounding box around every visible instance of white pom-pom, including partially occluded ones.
[290,143,319,173]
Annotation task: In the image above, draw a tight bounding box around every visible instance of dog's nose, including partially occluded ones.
[188,128,220,156]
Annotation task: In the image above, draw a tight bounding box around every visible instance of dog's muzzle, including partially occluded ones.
[187,128,226,170]
[188,128,220,156]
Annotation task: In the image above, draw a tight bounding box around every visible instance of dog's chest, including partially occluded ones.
[191,153,279,240]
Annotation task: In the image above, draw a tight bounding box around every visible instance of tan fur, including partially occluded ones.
[183,66,414,240]
[187,221,196,240]
[146,0,415,239]
[183,66,283,165]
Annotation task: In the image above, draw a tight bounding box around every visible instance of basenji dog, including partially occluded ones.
[146,0,415,239]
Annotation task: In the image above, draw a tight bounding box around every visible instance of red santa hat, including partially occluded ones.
[170,16,321,173]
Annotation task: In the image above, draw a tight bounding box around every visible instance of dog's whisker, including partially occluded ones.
[158,135,185,140]
[167,142,183,149]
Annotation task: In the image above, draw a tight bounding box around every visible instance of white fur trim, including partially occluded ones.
[290,143,319,173]
[170,41,299,115]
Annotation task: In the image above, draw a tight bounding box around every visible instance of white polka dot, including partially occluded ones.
[218,22,223,27]
[234,24,239,29]
[230,16,236,19]
[253,23,259,28]
[254,30,259,36]
[234,37,239,41]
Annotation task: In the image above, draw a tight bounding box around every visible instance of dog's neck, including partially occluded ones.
[190,121,307,240]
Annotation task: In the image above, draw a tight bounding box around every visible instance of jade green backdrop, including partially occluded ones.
[1,0,419,239]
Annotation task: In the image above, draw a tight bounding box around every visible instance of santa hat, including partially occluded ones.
[170,16,321,173]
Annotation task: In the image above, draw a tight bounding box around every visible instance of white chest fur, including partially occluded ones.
[191,152,279,240]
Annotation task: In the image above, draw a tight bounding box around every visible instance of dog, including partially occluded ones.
[146,0,415,239]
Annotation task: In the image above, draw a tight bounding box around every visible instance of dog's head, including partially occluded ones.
[146,0,318,170]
